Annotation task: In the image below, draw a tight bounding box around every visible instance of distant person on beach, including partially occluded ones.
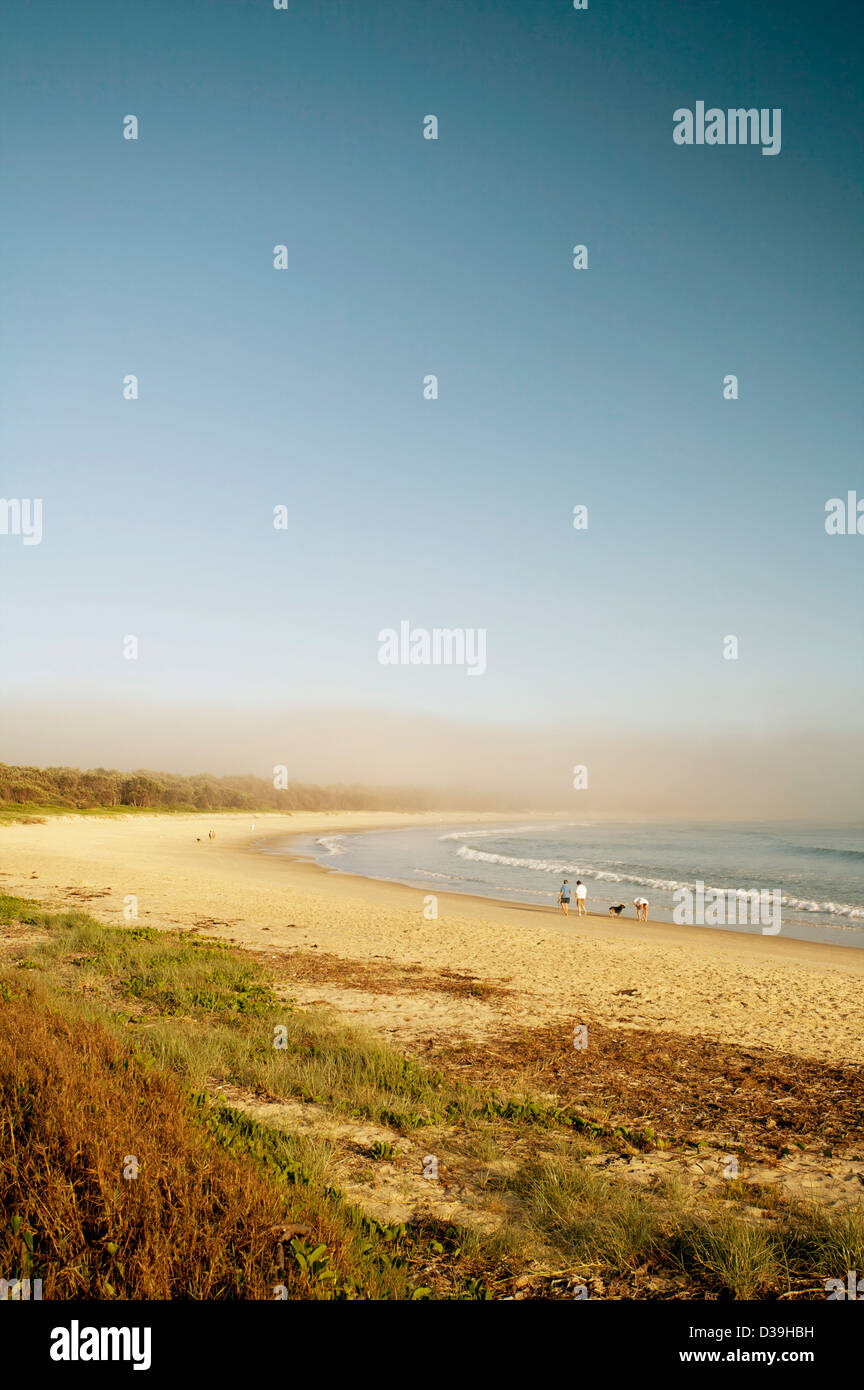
[558,880,571,916]
[575,880,587,916]
[633,896,648,922]
[209,829,215,842]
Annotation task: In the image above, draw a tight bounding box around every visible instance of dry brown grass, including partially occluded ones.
[3,894,862,1303]
[258,947,512,1001]
[0,982,407,1299]
[428,1019,864,1157]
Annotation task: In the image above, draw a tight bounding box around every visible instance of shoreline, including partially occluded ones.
[1,810,862,1063]
[256,821,864,968]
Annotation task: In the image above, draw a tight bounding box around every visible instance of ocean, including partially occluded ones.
[263,820,864,949]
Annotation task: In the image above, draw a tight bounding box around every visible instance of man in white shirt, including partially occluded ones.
[575,880,587,916]
[633,897,648,922]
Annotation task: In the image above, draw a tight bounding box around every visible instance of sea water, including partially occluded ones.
[261,820,864,948]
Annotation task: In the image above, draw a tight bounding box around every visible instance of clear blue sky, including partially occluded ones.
[1,0,861,749]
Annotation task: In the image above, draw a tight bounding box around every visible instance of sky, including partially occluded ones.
[1,0,862,813]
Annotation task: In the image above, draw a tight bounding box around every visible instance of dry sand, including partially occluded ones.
[1,811,862,1064]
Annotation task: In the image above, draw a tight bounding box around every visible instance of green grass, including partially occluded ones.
[509,1157,666,1275]
[776,1202,864,1279]
[0,985,430,1299]
[508,1154,864,1298]
[1,897,672,1151]
[3,892,862,1301]
[61,920,278,1017]
[2,899,543,1133]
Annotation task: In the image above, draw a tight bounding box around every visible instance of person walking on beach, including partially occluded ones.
[575,880,587,916]
[558,880,571,916]
[633,896,648,922]
[208,829,216,843]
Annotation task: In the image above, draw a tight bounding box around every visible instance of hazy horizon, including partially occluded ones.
[1,1,861,826]
[4,694,862,822]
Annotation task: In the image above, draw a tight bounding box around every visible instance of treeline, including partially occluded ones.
[0,764,473,814]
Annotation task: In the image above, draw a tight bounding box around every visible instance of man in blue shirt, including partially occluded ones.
[558,880,571,916]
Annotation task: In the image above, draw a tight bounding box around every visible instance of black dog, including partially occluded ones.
[608,903,626,916]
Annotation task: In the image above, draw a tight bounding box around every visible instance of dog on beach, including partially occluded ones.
[608,903,626,916]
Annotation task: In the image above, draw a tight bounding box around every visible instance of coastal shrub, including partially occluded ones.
[4,893,860,1302]
[509,1157,664,1273]
[0,760,491,816]
[0,979,433,1299]
[675,1217,782,1298]
[778,1202,864,1280]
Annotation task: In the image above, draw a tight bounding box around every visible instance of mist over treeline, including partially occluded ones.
[0,763,505,814]
[4,697,864,821]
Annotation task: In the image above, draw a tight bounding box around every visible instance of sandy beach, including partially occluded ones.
[1,810,862,1064]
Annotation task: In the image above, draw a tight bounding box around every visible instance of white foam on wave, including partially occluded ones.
[453,845,864,919]
[315,835,346,856]
[780,894,864,919]
[454,843,684,889]
[438,824,553,841]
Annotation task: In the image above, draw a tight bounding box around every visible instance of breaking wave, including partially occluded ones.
[453,844,864,918]
[438,825,552,841]
[315,835,346,855]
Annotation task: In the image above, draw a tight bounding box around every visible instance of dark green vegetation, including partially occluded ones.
[1,893,861,1300]
[0,761,492,821]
